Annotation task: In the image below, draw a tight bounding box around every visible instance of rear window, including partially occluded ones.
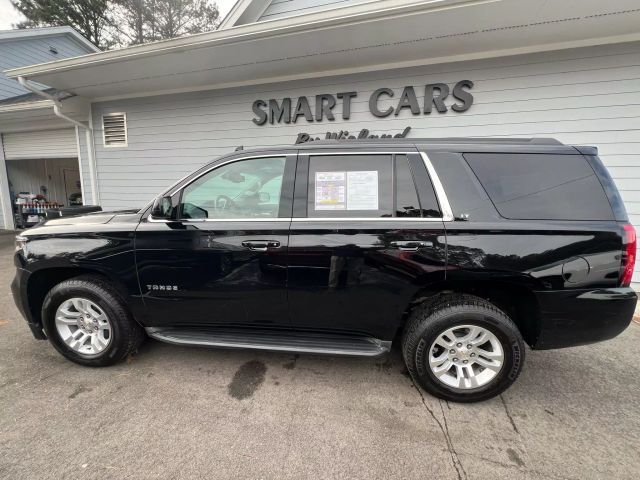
[464,153,614,221]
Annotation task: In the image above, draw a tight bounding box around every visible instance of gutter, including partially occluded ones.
[16,76,99,205]
[17,77,89,130]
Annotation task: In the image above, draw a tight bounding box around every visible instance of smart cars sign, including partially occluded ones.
[251,80,474,125]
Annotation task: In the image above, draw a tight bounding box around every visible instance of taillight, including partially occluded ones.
[620,223,636,287]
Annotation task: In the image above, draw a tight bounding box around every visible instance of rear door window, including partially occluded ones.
[464,153,614,220]
[307,154,393,218]
[305,154,438,218]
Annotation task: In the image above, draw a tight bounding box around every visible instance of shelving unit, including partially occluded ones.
[14,201,62,229]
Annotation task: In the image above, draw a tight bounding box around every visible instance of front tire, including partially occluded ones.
[402,294,525,403]
[42,275,145,367]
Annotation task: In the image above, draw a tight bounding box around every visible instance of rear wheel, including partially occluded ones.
[42,275,145,367]
[402,294,525,403]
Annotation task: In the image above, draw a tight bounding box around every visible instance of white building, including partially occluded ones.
[1,0,640,277]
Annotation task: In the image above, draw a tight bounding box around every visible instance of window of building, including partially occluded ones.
[464,153,614,220]
[180,157,286,219]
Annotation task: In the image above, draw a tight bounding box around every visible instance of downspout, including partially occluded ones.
[17,76,99,206]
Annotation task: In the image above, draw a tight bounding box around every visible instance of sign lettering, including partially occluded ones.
[252,80,473,125]
[295,127,411,144]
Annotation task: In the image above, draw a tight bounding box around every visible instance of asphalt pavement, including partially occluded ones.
[0,231,639,480]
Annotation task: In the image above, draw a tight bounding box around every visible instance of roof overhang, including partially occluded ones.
[0,96,89,133]
[5,0,640,102]
[0,100,65,133]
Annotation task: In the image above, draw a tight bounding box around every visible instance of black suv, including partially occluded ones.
[11,138,637,402]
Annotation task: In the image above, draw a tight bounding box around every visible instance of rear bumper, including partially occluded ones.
[11,267,46,340]
[532,287,637,349]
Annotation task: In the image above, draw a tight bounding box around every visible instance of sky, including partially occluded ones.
[0,0,238,31]
[0,0,24,29]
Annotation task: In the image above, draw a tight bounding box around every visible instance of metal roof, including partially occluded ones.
[0,88,72,106]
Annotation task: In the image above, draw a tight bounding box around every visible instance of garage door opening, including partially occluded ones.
[7,157,82,229]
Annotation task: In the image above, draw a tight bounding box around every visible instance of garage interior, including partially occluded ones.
[6,157,82,228]
[2,128,82,229]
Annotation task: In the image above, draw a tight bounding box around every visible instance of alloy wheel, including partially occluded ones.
[428,324,504,390]
[55,298,112,356]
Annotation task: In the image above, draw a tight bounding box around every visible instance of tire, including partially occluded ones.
[402,294,525,403]
[42,274,145,367]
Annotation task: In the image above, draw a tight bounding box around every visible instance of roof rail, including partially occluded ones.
[294,137,564,146]
[417,137,564,145]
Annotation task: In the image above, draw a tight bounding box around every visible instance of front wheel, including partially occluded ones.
[42,275,145,367]
[402,294,525,403]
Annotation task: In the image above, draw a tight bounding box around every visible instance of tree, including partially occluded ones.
[109,0,153,45]
[11,0,220,49]
[12,0,114,49]
[108,0,219,45]
[147,0,219,41]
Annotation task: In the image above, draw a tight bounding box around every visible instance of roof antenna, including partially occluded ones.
[235,145,243,151]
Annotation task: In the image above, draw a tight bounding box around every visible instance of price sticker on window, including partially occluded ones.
[315,172,346,210]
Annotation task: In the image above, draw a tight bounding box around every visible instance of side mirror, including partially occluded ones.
[151,196,174,219]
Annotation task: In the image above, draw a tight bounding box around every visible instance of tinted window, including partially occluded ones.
[429,152,497,221]
[584,155,628,222]
[308,155,393,217]
[464,153,614,220]
[395,155,421,217]
[181,157,286,219]
[405,155,442,218]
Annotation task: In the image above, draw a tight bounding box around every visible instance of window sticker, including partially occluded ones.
[347,171,379,210]
[315,171,346,210]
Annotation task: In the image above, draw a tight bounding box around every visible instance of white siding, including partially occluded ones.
[77,127,96,205]
[0,35,93,100]
[0,182,4,229]
[258,0,378,21]
[0,135,7,229]
[0,190,4,229]
[90,40,640,279]
[3,129,77,160]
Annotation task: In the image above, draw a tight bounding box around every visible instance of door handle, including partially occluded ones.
[242,240,281,251]
[390,240,433,251]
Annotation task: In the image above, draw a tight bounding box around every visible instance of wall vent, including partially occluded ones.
[102,113,128,147]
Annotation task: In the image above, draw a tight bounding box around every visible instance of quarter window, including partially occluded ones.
[464,153,614,220]
[180,157,286,219]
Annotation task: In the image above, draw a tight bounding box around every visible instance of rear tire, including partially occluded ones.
[402,294,525,403]
[42,275,145,367]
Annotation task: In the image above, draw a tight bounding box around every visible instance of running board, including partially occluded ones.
[145,327,391,357]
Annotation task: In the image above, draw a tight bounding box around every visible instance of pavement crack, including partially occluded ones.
[500,394,519,434]
[68,385,92,399]
[410,380,467,480]
[460,452,517,470]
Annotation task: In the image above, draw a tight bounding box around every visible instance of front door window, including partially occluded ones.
[181,156,286,219]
